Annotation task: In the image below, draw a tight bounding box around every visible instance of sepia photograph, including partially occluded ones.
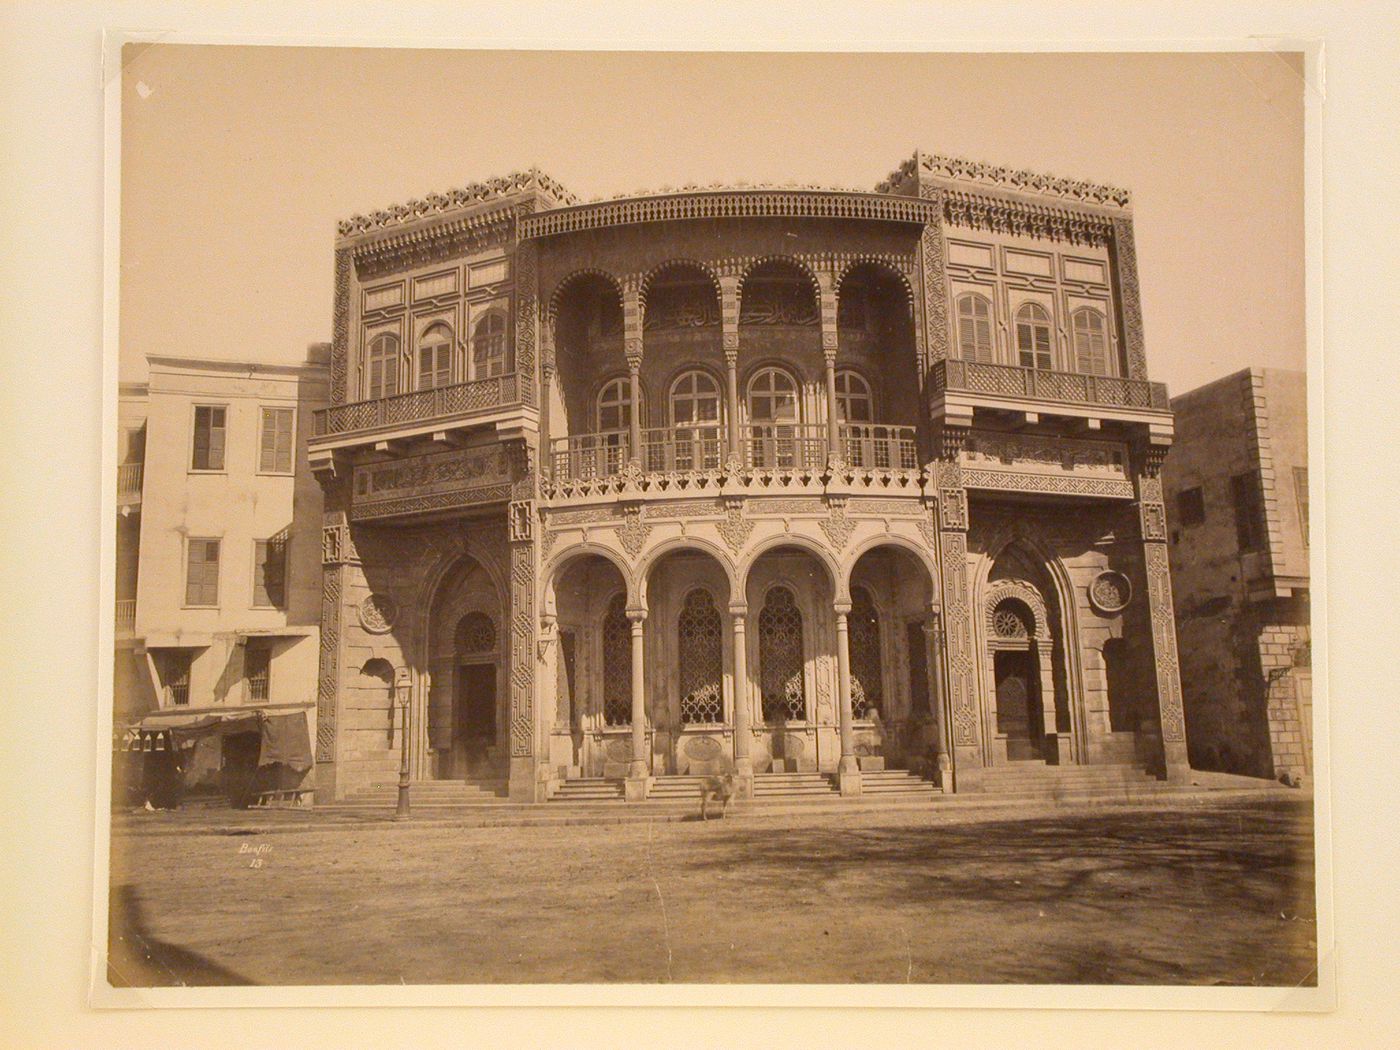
[91,42,1330,1001]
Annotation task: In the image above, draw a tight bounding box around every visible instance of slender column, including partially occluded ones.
[818,272,841,463]
[622,275,644,467]
[834,602,861,796]
[625,609,649,798]
[923,612,954,792]
[730,604,752,791]
[720,275,742,462]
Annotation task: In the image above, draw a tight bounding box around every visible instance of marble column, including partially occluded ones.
[834,603,862,796]
[730,604,753,795]
[624,609,649,800]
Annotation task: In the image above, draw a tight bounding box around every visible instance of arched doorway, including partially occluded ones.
[426,556,504,780]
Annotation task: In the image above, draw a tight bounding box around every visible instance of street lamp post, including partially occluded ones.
[394,668,412,819]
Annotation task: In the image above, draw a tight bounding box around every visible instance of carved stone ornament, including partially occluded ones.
[819,502,856,550]
[1089,571,1132,615]
[717,500,754,554]
[357,593,398,634]
[616,504,652,558]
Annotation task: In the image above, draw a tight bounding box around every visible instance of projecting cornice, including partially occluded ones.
[877,151,1132,210]
[336,168,579,240]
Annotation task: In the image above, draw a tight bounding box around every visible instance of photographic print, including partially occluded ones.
[101,44,1321,997]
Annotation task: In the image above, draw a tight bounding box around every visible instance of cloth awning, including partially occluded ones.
[113,709,313,772]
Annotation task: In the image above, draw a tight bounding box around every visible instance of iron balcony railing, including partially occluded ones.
[550,422,920,482]
[313,373,521,437]
[932,359,1169,411]
[115,599,136,633]
[117,462,143,501]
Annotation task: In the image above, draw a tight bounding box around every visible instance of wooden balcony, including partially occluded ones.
[117,462,143,507]
[546,422,919,499]
[310,373,535,453]
[930,359,1171,434]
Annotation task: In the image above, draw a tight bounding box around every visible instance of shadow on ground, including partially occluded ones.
[108,884,253,987]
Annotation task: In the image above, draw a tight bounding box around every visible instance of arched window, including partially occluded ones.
[601,594,631,726]
[834,370,874,423]
[366,332,400,400]
[417,323,453,391]
[668,370,722,471]
[991,599,1033,641]
[677,590,723,725]
[746,367,799,423]
[1014,303,1054,371]
[746,367,802,469]
[758,586,806,723]
[955,294,995,363]
[471,312,510,379]
[596,377,635,433]
[454,611,496,656]
[1071,307,1110,376]
[848,586,883,719]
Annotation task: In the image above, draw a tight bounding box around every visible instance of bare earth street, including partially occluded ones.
[106,796,1316,987]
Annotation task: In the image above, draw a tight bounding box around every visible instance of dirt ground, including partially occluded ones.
[106,797,1316,987]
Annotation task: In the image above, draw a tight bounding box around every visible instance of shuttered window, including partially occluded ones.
[1071,307,1110,376]
[191,406,226,471]
[258,407,294,473]
[1015,303,1054,370]
[955,294,994,363]
[185,538,221,607]
[253,537,287,608]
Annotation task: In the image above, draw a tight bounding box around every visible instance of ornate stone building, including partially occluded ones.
[307,152,1190,803]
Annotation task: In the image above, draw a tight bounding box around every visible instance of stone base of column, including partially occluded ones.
[508,756,539,802]
[313,761,338,804]
[1163,739,1191,784]
[837,755,862,797]
[733,767,755,800]
[624,773,650,802]
[935,754,955,794]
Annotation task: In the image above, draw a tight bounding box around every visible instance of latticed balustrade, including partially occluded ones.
[312,374,521,436]
[932,359,1168,410]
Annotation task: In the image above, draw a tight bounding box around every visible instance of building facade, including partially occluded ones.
[1162,368,1311,781]
[115,352,330,784]
[307,153,1191,804]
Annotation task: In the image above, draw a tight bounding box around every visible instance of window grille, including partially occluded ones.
[1015,303,1054,370]
[245,644,271,702]
[601,594,631,726]
[992,600,1032,640]
[758,587,806,723]
[678,590,724,724]
[848,587,883,719]
[454,611,496,655]
[191,406,226,471]
[161,650,192,706]
[955,294,995,363]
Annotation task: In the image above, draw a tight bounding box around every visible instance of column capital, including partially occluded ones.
[728,602,749,619]
[625,607,648,625]
[833,602,852,618]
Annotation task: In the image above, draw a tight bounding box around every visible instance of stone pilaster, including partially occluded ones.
[622,273,644,463]
[315,470,355,801]
[506,443,542,800]
[1110,217,1149,382]
[916,185,950,373]
[513,209,539,408]
[1133,450,1190,781]
[931,434,979,782]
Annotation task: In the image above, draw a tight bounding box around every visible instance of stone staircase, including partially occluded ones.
[854,768,942,800]
[329,778,510,810]
[967,763,1168,801]
[549,777,626,803]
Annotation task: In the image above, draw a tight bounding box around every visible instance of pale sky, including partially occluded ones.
[120,47,1305,396]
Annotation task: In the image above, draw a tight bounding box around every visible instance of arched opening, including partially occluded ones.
[1014,302,1055,371]
[665,368,724,471]
[416,321,454,390]
[643,546,734,774]
[954,292,995,363]
[745,365,810,469]
[358,657,396,746]
[427,555,504,781]
[549,552,632,778]
[551,273,626,479]
[744,544,834,773]
[365,331,401,400]
[836,263,920,467]
[848,542,940,773]
[980,543,1071,767]
[1071,306,1111,377]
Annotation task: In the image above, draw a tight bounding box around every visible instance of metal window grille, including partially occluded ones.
[758,587,806,723]
[245,645,271,701]
[601,595,632,726]
[678,590,723,725]
[455,611,496,655]
[848,587,883,719]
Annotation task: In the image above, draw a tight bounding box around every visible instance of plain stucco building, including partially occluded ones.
[1162,368,1311,781]
[116,352,330,764]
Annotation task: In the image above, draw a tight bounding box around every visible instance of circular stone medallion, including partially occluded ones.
[357,593,398,634]
[684,735,723,761]
[1088,571,1132,615]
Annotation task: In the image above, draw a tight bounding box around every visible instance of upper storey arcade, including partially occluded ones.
[307,154,1172,514]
